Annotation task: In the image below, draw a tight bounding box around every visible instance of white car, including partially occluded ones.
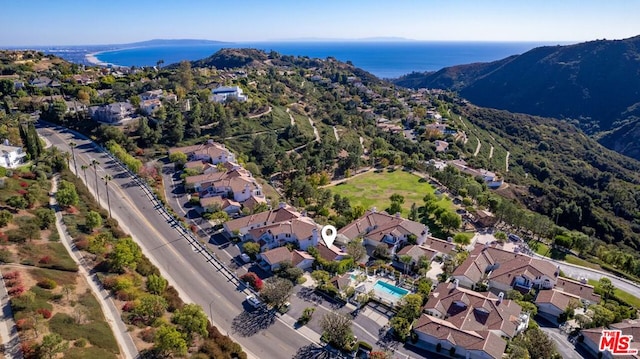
[240,253,251,263]
[246,295,263,309]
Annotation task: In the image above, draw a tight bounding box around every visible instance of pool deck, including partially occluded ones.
[349,271,409,305]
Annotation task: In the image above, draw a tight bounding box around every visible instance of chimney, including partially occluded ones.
[278,202,286,209]
[454,279,459,289]
[300,210,307,217]
[498,292,504,304]
[395,212,401,218]
[311,228,319,246]
[207,139,214,145]
[371,207,377,213]
[555,265,560,277]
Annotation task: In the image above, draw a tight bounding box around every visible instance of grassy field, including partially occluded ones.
[329,169,452,216]
[587,279,640,308]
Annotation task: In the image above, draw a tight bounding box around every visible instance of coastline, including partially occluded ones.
[85,51,108,66]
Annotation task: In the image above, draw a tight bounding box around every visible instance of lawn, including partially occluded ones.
[329,169,452,216]
[587,279,640,308]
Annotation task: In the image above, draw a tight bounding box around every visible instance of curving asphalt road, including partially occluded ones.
[37,123,315,359]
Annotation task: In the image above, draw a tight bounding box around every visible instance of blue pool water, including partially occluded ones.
[373,280,409,299]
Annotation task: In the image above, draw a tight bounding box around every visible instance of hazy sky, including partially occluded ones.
[2,0,639,46]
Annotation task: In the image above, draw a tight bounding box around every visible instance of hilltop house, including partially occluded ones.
[414,281,529,359]
[0,143,27,169]
[210,86,248,103]
[452,244,559,292]
[534,277,600,322]
[89,102,134,124]
[169,141,236,165]
[448,159,504,189]
[339,210,429,255]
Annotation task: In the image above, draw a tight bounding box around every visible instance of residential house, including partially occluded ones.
[64,100,88,114]
[448,159,504,189]
[339,210,429,255]
[434,140,449,153]
[224,204,322,251]
[29,77,52,88]
[258,247,313,271]
[315,242,348,262]
[89,102,134,124]
[199,196,241,214]
[140,98,162,115]
[242,195,268,213]
[535,277,600,321]
[210,86,248,103]
[581,319,640,359]
[452,244,558,292]
[392,245,438,273]
[330,273,352,295]
[415,282,528,359]
[0,143,28,169]
[169,140,236,165]
[184,168,263,203]
[140,89,163,101]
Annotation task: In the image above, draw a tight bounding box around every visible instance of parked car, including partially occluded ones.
[240,253,251,264]
[246,295,263,309]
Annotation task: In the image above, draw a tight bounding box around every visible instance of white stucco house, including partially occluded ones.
[0,143,28,169]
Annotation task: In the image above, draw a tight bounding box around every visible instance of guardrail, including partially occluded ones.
[97,145,257,297]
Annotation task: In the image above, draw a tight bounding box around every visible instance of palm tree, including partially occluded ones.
[156,59,164,70]
[399,254,413,275]
[103,174,112,218]
[91,159,100,202]
[80,164,89,185]
[69,141,78,174]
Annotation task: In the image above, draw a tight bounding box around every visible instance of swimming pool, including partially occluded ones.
[373,280,409,299]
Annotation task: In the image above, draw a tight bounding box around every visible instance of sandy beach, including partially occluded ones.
[85,52,108,66]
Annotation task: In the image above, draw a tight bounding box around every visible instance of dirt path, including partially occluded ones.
[505,151,510,172]
[489,145,494,159]
[308,117,320,142]
[285,108,295,126]
[473,138,481,157]
[333,126,340,141]
[319,167,375,188]
[0,270,21,359]
[247,106,272,119]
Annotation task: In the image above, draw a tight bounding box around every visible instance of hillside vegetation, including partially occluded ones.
[394,35,640,160]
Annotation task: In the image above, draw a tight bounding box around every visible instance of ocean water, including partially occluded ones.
[95,41,554,78]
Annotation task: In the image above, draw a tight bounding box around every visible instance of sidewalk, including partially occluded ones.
[0,274,22,359]
[50,175,139,359]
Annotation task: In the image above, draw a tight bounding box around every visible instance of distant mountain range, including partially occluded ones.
[393,35,640,160]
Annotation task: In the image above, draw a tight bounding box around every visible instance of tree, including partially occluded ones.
[408,202,418,221]
[147,274,168,295]
[6,195,28,209]
[373,244,390,260]
[398,254,412,274]
[242,242,261,258]
[439,211,461,232]
[320,312,353,350]
[0,209,13,227]
[345,239,366,262]
[85,211,102,232]
[453,233,470,246]
[154,324,187,357]
[389,193,405,204]
[20,220,40,241]
[80,164,89,184]
[595,277,615,300]
[388,201,402,215]
[39,333,67,359]
[56,180,79,208]
[261,277,293,308]
[110,237,142,272]
[390,316,411,341]
[91,159,100,201]
[35,208,55,229]
[168,151,188,166]
[134,294,168,323]
[511,327,561,359]
[396,294,423,321]
[172,304,208,341]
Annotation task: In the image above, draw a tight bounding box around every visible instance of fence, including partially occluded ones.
[97,145,257,297]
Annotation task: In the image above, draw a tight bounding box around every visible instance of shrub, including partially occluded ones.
[8,285,25,296]
[139,327,155,343]
[74,338,88,348]
[37,278,57,289]
[37,308,53,319]
[5,279,20,287]
[20,340,37,359]
[297,307,315,325]
[16,318,33,331]
[39,255,52,264]
[3,271,20,280]
[162,286,184,312]
[74,238,89,251]
[122,301,136,312]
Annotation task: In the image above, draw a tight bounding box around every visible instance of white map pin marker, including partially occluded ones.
[321,225,337,248]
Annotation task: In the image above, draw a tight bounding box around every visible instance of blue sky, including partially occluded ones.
[1,0,639,46]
